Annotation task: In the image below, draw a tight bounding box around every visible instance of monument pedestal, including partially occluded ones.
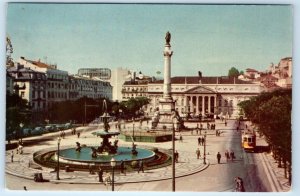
[156,98,175,130]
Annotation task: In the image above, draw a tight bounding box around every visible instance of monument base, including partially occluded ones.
[156,98,175,130]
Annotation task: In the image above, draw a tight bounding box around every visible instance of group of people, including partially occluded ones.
[216,150,236,163]
[197,136,205,146]
[215,130,222,136]
[59,130,66,139]
[207,123,216,130]
[71,128,77,135]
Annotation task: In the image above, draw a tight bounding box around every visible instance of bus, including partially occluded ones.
[242,130,256,152]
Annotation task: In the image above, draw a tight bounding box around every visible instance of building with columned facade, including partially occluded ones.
[122,72,263,119]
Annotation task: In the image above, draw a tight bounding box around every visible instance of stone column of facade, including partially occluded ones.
[214,95,217,114]
[208,96,211,114]
[202,96,205,116]
[196,96,199,115]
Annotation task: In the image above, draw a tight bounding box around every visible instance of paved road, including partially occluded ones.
[5,120,279,192]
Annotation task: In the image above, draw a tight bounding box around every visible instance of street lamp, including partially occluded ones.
[19,123,24,143]
[132,117,135,141]
[56,137,61,180]
[172,116,178,192]
[203,130,207,164]
[110,157,116,191]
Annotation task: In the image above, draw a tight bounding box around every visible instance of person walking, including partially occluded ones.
[217,152,221,164]
[138,160,144,173]
[230,151,235,161]
[174,150,179,163]
[98,167,103,182]
[179,134,183,142]
[202,136,205,146]
[198,137,201,146]
[77,132,80,138]
[120,160,126,175]
[11,151,14,163]
[196,148,201,159]
[225,151,230,162]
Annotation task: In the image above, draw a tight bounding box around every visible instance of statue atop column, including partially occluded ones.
[165,31,171,45]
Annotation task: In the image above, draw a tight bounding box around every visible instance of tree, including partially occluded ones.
[228,67,240,77]
[238,89,292,184]
[6,91,31,140]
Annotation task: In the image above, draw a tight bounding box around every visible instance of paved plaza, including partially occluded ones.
[5,120,291,191]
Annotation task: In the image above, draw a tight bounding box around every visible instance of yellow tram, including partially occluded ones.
[241,131,256,152]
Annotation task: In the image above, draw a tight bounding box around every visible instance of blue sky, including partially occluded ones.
[6,3,292,77]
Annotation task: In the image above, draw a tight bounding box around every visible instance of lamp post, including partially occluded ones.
[203,131,207,164]
[172,116,177,192]
[19,123,24,143]
[110,157,116,191]
[132,117,135,141]
[56,137,61,180]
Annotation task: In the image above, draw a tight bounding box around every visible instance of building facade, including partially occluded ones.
[7,64,47,112]
[110,67,131,101]
[122,75,263,118]
[69,75,112,100]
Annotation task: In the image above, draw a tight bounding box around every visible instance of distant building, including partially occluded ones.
[78,68,111,80]
[69,75,112,100]
[110,68,131,101]
[122,72,262,118]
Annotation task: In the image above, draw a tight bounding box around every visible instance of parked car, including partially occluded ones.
[45,124,57,132]
[31,127,44,136]
[64,123,72,129]
[22,128,32,137]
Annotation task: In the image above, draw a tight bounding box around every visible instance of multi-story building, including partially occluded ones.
[18,57,69,108]
[69,75,112,100]
[15,57,113,106]
[7,64,47,111]
[110,67,131,101]
[122,72,263,118]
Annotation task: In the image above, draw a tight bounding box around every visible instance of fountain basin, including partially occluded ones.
[57,146,155,164]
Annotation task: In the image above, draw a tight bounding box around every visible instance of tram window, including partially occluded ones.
[248,138,252,142]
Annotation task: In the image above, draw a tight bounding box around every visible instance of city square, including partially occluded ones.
[5,3,292,192]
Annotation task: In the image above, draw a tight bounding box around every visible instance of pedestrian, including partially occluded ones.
[179,134,183,142]
[225,151,230,162]
[217,152,221,164]
[11,151,14,162]
[196,148,201,159]
[234,177,245,192]
[198,137,201,146]
[230,151,235,161]
[23,186,27,191]
[225,121,227,126]
[236,126,239,132]
[98,167,103,182]
[89,164,93,174]
[202,136,205,146]
[77,132,80,138]
[120,160,126,175]
[138,160,144,173]
[174,150,179,163]
[215,130,218,136]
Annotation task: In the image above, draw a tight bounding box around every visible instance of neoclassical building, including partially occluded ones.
[122,74,263,118]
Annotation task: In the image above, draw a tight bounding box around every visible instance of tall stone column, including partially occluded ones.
[162,41,173,100]
[202,96,205,116]
[208,96,211,114]
[155,31,176,130]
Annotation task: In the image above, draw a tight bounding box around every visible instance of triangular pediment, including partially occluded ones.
[185,86,216,94]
